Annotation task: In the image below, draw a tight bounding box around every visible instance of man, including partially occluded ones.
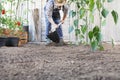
[44,0,68,46]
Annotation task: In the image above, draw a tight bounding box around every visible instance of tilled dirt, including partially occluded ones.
[0,43,120,80]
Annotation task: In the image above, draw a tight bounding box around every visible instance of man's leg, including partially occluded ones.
[45,15,52,44]
[45,20,52,44]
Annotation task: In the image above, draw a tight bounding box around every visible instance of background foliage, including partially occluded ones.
[68,0,118,51]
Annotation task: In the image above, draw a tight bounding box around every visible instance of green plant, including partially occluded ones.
[68,0,91,45]
[68,0,118,51]
[0,16,23,36]
[0,0,32,37]
[88,26,104,51]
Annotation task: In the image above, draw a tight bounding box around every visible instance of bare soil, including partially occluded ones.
[0,43,120,80]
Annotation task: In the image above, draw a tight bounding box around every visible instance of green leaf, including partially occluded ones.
[101,8,109,18]
[68,26,74,33]
[111,10,118,24]
[69,10,76,18]
[102,20,106,26]
[79,8,85,19]
[74,19,79,28]
[96,0,102,11]
[93,26,100,35]
[81,25,87,34]
[96,32,102,42]
[91,40,97,51]
[89,0,95,11]
[76,2,80,8]
[84,0,89,4]
[75,29,80,36]
[107,0,113,2]
[88,31,94,41]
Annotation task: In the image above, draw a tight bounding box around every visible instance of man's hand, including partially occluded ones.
[60,20,64,24]
[51,22,62,31]
[53,23,58,29]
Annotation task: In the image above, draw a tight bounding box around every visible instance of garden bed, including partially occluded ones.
[0,43,120,80]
